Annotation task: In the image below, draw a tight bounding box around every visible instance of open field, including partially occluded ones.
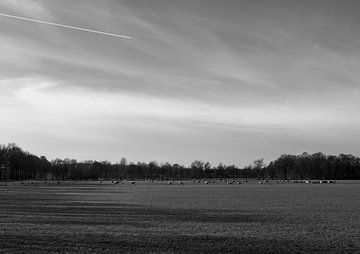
[1,181,360,253]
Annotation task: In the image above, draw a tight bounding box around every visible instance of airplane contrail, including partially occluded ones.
[0,13,132,39]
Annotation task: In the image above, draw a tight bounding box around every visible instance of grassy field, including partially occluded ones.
[0,181,360,253]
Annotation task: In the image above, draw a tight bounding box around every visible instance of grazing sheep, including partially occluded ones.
[179,181,184,185]
[204,181,209,184]
[130,181,136,184]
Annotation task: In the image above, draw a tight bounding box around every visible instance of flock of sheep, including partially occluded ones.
[107,179,337,185]
[13,178,336,186]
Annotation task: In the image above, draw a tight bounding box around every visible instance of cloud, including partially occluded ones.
[1,76,357,131]
[0,0,52,20]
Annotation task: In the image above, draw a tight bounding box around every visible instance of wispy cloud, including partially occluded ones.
[1,76,357,130]
[0,0,52,19]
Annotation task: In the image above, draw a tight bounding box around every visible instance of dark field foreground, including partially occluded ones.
[0,181,360,253]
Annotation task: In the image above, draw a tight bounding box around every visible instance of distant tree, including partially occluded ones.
[204,162,212,177]
[120,157,127,179]
[191,160,204,178]
[253,158,264,179]
[253,158,264,169]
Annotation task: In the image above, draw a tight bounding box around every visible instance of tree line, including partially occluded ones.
[0,143,359,181]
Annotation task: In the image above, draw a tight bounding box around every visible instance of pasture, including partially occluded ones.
[0,181,360,253]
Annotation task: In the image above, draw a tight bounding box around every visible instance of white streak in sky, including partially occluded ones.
[0,13,132,39]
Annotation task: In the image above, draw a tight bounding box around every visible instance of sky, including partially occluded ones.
[0,0,360,166]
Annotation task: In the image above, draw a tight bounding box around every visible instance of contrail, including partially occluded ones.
[0,13,132,39]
